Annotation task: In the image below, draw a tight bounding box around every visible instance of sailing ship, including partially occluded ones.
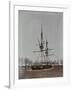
[31,24,53,70]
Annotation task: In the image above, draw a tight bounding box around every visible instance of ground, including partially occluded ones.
[19,65,63,79]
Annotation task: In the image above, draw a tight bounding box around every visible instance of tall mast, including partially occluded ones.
[41,24,43,42]
[40,24,45,62]
[45,38,48,56]
[33,24,53,63]
[40,24,44,51]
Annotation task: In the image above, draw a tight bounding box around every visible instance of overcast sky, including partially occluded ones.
[18,10,63,62]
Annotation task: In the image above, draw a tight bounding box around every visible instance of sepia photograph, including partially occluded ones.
[18,10,63,79]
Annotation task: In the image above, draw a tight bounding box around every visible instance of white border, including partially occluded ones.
[9,1,71,88]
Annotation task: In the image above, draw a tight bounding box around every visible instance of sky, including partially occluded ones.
[18,10,63,62]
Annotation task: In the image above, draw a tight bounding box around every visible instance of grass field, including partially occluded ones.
[19,65,63,79]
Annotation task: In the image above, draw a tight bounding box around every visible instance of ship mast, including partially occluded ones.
[33,24,53,64]
[45,38,49,64]
[40,24,45,63]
